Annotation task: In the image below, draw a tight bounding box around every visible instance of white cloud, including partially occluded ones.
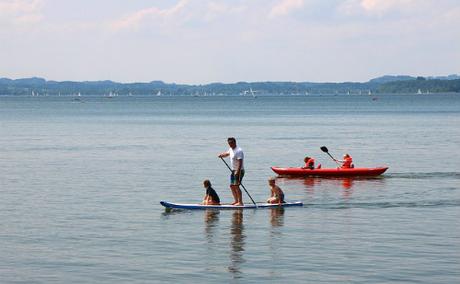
[111,0,189,31]
[204,1,247,22]
[269,0,304,18]
[1,0,459,83]
[0,0,43,27]
[339,0,417,16]
[361,0,413,13]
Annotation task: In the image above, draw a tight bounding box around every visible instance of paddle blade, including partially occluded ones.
[320,146,329,153]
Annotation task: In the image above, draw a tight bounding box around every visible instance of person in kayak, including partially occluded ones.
[302,156,315,170]
[335,153,354,168]
[218,137,245,206]
[202,179,220,205]
[267,177,285,204]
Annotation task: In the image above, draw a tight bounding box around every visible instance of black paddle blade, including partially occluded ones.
[320,146,329,153]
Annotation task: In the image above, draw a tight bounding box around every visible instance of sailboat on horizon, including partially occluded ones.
[241,87,258,98]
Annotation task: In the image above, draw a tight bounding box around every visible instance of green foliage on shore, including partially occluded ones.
[378,79,460,93]
[0,76,459,96]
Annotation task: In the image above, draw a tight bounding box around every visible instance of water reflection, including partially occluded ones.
[277,176,386,199]
[340,178,354,199]
[228,209,245,278]
[270,207,285,228]
[268,207,285,278]
[298,177,356,190]
[204,210,220,242]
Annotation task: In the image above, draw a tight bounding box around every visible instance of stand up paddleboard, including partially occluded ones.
[160,201,303,210]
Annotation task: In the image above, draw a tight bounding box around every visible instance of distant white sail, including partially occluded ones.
[249,88,257,98]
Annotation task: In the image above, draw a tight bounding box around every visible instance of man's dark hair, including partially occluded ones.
[227,137,236,143]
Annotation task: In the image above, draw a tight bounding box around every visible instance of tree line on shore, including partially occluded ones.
[1,75,459,96]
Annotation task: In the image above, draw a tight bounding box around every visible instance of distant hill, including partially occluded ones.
[369,74,460,83]
[378,78,460,93]
[427,74,460,80]
[0,75,459,96]
[368,75,415,83]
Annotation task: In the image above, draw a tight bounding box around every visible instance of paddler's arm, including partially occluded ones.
[218,152,230,158]
[202,194,208,205]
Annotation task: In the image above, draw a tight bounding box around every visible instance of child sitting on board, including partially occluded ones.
[202,179,221,205]
[267,177,285,204]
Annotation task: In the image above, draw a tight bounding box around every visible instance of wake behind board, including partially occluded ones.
[160,201,303,210]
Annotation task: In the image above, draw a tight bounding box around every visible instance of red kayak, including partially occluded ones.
[271,166,388,177]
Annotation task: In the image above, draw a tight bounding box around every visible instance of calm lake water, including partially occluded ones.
[1,94,459,283]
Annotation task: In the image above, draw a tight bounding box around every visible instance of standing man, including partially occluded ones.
[219,137,244,206]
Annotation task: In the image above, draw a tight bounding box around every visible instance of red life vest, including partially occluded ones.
[342,157,353,168]
[305,158,315,169]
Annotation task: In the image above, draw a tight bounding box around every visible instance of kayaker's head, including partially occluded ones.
[203,179,211,188]
[343,153,350,158]
[227,137,237,149]
[268,177,276,186]
[304,156,310,163]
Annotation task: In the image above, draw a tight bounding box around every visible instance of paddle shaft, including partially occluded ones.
[220,157,257,206]
[321,146,341,166]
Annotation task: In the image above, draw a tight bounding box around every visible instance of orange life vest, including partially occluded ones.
[305,158,315,169]
[342,157,353,168]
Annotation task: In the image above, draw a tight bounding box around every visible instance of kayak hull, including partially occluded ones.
[160,201,303,210]
[271,166,388,177]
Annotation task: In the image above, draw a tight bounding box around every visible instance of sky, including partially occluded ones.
[0,0,459,84]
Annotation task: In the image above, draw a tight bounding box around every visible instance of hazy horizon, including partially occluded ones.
[1,73,459,86]
[1,0,459,84]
